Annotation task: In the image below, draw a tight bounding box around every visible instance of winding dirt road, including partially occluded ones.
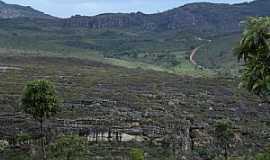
[190,46,204,69]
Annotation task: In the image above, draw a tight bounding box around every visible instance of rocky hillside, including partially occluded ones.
[0,0,54,19]
[63,0,270,34]
[0,56,269,159]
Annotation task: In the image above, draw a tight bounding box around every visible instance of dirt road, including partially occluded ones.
[190,46,204,69]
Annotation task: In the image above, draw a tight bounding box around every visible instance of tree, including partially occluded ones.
[48,134,88,160]
[235,17,270,101]
[214,120,234,160]
[130,148,145,160]
[21,80,59,160]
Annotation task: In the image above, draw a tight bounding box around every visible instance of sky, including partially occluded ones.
[4,0,252,18]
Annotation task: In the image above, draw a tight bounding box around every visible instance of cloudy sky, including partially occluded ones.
[4,0,252,18]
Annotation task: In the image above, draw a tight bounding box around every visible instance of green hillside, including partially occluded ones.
[0,0,270,76]
[0,18,209,76]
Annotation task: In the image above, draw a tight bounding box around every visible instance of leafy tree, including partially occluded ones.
[130,148,145,160]
[48,134,88,160]
[214,120,234,160]
[21,80,59,160]
[235,17,270,101]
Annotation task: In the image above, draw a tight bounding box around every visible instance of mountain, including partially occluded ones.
[1,0,270,33]
[0,0,54,19]
[1,0,270,35]
[59,0,270,71]
[0,0,270,73]
[63,0,270,34]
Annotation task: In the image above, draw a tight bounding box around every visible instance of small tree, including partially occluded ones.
[21,80,59,160]
[235,17,270,102]
[48,134,88,160]
[130,148,144,160]
[214,120,234,160]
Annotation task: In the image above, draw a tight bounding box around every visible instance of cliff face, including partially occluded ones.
[64,13,147,29]
[0,1,54,19]
[62,0,270,34]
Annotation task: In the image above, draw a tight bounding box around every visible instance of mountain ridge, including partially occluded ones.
[1,0,269,35]
[0,0,55,19]
[61,0,270,34]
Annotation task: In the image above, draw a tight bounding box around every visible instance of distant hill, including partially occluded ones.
[0,0,54,19]
[0,0,270,74]
[2,0,270,36]
[2,0,270,34]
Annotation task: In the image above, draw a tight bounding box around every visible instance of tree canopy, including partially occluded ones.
[21,80,59,122]
[235,17,270,100]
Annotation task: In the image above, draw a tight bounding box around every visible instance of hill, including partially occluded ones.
[0,56,269,159]
[0,0,270,74]
[63,0,270,34]
[0,0,54,19]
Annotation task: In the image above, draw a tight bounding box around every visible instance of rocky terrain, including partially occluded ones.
[0,56,269,159]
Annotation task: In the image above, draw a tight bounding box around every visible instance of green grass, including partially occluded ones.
[0,44,215,77]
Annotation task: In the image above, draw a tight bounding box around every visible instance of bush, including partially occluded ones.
[48,134,88,160]
[130,148,144,160]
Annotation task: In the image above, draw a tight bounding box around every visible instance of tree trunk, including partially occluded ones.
[40,120,47,160]
[67,152,71,160]
[224,145,228,160]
